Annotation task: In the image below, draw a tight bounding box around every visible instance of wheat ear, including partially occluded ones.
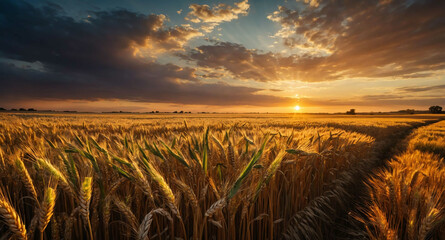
[79,177,94,239]
[38,187,56,234]
[15,157,38,201]
[138,208,172,240]
[0,194,27,239]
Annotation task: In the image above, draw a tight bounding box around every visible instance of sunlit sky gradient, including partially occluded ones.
[1,0,444,113]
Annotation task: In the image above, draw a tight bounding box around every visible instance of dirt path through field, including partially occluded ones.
[283,118,443,239]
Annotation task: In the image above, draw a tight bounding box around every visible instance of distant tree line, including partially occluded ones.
[173,111,192,113]
[0,108,196,113]
[0,106,442,114]
[342,106,443,115]
[0,108,36,111]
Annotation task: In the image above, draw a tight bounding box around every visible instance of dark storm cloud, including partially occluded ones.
[0,1,201,67]
[183,0,445,82]
[0,61,292,106]
[0,0,292,106]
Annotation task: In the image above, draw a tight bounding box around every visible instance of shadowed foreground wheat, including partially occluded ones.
[357,120,445,240]
[0,113,440,239]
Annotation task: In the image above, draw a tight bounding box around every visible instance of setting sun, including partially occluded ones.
[294,105,301,111]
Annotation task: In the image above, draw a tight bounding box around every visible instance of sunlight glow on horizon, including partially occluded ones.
[1,0,444,112]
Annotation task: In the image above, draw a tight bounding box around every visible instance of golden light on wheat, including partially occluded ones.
[0,113,443,239]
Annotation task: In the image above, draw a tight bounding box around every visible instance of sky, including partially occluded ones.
[0,0,444,113]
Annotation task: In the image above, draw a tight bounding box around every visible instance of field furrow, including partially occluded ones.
[348,120,445,240]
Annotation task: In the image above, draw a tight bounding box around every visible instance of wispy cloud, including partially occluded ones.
[301,96,445,108]
[397,84,445,93]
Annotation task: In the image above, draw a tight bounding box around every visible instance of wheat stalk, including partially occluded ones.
[37,158,74,197]
[205,197,226,218]
[38,187,56,238]
[27,214,38,239]
[175,179,200,239]
[419,208,439,239]
[51,216,60,240]
[0,192,27,240]
[113,196,138,230]
[79,177,93,222]
[143,161,180,219]
[15,157,38,201]
[138,211,154,240]
[138,208,173,240]
[64,216,75,240]
[79,176,93,239]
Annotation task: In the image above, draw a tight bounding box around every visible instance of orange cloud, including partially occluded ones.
[186,0,249,24]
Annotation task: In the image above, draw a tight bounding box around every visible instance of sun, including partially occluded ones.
[294,105,301,111]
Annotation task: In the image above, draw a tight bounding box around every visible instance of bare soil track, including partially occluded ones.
[283,118,444,240]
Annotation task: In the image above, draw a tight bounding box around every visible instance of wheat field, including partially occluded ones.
[0,113,443,239]
[357,120,445,240]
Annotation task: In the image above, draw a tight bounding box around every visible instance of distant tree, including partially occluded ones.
[27,108,36,111]
[173,111,178,113]
[155,111,159,113]
[429,105,443,114]
[0,107,5,111]
[11,108,17,111]
[346,109,356,115]
[179,110,184,113]
[406,109,415,114]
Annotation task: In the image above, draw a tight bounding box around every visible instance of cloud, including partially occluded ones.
[180,41,355,82]
[180,42,300,82]
[0,1,203,63]
[302,0,320,8]
[266,0,445,81]
[0,61,292,106]
[182,0,445,83]
[200,23,220,33]
[186,0,249,23]
[0,0,292,107]
[397,84,445,93]
[301,96,445,108]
